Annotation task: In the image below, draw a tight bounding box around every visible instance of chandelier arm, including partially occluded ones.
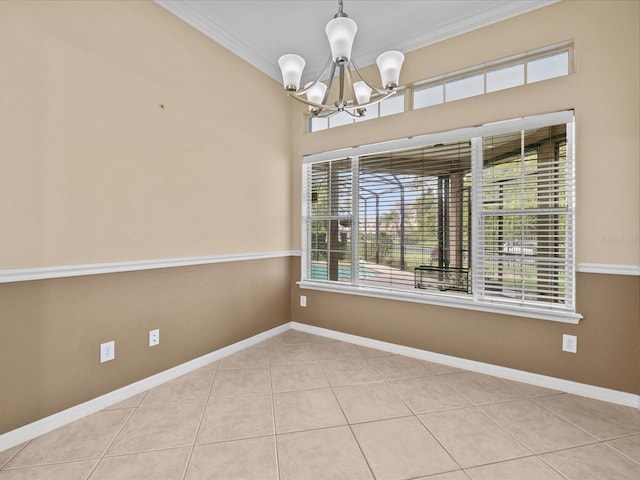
[342,108,362,118]
[322,60,338,106]
[313,108,340,118]
[350,57,390,95]
[289,55,334,97]
[338,63,346,109]
[287,79,396,116]
[287,92,335,112]
[343,65,359,106]
[303,89,397,119]
[351,90,396,110]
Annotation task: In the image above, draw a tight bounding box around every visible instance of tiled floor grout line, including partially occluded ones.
[179,363,219,480]
[403,399,467,475]
[322,341,477,478]
[358,350,632,477]
[411,410,468,474]
[380,363,496,475]
[604,433,640,466]
[601,441,640,467]
[481,406,608,456]
[314,341,380,480]
[84,394,145,479]
[464,453,571,480]
[337,343,582,477]
[84,457,102,479]
[603,430,640,442]
[536,438,621,456]
[528,394,605,441]
[0,440,31,471]
[2,458,101,474]
[435,383,625,475]
[5,332,640,479]
[472,404,537,455]
[536,450,573,480]
[267,337,282,480]
[413,414,467,474]
[362,353,469,476]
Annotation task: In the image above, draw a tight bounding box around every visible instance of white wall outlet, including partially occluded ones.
[100,341,115,363]
[562,334,577,353]
[300,295,307,307]
[149,329,160,347]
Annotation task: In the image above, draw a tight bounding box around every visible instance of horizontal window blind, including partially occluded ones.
[358,141,471,292]
[476,125,574,309]
[302,112,576,316]
[305,159,353,284]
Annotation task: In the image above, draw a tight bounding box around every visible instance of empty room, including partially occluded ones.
[0,0,639,479]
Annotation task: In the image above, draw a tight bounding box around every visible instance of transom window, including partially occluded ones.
[301,112,578,322]
[308,43,572,133]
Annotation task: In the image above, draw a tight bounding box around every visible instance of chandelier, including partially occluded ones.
[277,0,405,118]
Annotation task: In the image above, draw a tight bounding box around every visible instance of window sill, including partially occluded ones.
[297,280,583,324]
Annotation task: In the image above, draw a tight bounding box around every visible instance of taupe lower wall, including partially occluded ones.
[290,257,640,395]
[0,257,291,435]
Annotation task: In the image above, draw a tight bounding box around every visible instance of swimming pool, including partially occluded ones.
[310,263,378,280]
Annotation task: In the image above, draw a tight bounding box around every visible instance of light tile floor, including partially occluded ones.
[2,329,640,479]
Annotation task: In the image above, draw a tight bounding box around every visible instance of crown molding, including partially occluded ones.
[155,0,559,84]
[154,0,282,82]
[353,1,560,71]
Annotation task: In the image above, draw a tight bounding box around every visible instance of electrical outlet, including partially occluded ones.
[100,341,115,363]
[562,334,577,353]
[149,329,160,347]
[300,295,307,307]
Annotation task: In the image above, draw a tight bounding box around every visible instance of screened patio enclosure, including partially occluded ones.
[306,122,571,306]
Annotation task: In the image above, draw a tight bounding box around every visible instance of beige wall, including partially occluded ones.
[0,0,292,435]
[290,1,640,394]
[0,0,291,269]
[290,0,640,266]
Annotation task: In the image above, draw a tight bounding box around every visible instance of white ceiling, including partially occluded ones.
[155,0,557,85]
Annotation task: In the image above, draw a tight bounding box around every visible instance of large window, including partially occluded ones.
[301,112,578,322]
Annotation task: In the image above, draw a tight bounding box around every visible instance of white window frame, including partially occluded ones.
[300,111,581,324]
[412,43,572,111]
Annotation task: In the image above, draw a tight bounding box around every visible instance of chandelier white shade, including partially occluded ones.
[376,51,405,89]
[278,54,305,91]
[325,17,358,61]
[305,81,328,108]
[353,81,372,105]
[277,0,404,118]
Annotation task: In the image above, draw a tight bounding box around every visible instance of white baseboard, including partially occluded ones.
[291,322,640,410]
[3,320,638,453]
[0,323,290,452]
